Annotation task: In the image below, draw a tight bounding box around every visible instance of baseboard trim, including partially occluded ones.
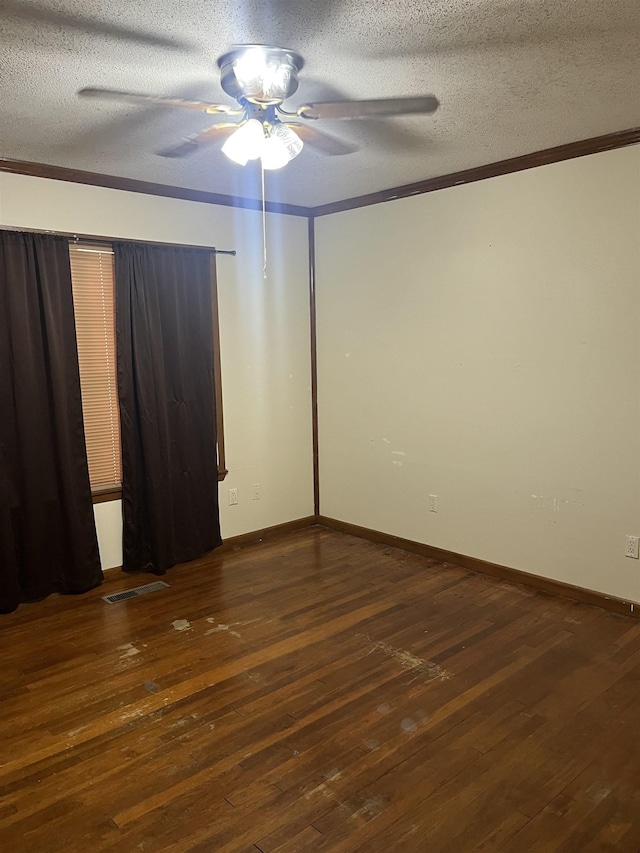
[102,515,639,619]
[217,516,318,553]
[316,515,640,619]
[101,516,318,573]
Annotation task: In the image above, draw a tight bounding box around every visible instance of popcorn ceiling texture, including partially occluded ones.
[1,0,638,206]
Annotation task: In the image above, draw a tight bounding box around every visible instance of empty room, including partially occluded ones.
[1,0,639,850]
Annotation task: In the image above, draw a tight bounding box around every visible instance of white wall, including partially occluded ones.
[0,173,314,569]
[315,145,640,602]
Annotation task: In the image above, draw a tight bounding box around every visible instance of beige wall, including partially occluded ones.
[0,173,314,569]
[3,147,639,600]
[315,145,640,602]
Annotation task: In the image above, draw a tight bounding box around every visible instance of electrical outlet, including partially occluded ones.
[228,488,238,506]
[252,483,261,501]
[626,535,639,559]
[429,494,438,513]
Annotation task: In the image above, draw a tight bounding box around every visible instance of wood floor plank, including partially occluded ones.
[1,526,639,851]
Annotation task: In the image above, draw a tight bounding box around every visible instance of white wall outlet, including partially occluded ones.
[626,535,639,559]
[228,487,238,506]
[252,483,261,501]
[429,494,438,513]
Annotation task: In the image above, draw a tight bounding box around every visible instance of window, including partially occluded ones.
[69,238,227,503]
[69,242,122,499]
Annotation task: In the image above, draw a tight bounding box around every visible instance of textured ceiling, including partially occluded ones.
[1,0,639,207]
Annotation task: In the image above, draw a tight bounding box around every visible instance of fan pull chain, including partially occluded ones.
[261,160,267,279]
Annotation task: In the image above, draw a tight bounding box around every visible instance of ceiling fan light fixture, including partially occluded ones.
[221,118,265,165]
[260,124,303,170]
[79,47,439,169]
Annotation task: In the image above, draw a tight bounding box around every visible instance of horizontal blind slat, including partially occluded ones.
[69,243,122,490]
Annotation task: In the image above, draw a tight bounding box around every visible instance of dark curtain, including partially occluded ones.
[114,242,222,574]
[0,231,102,614]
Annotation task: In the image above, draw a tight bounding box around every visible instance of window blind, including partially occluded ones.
[69,243,122,490]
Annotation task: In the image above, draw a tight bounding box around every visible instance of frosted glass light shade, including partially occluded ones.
[273,124,303,159]
[261,125,304,170]
[221,119,265,165]
[233,47,292,101]
[260,136,290,170]
[234,48,267,89]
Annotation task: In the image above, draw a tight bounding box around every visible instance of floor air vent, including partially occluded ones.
[102,581,170,604]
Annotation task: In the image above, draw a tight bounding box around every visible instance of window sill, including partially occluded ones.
[92,469,228,504]
[92,485,122,504]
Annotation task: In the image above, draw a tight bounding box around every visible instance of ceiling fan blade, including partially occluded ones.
[157,123,242,158]
[285,124,357,156]
[298,96,439,121]
[1,0,194,51]
[78,88,241,116]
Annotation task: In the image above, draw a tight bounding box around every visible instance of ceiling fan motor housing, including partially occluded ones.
[218,45,304,106]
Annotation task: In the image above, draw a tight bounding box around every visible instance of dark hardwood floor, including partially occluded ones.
[2,526,640,852]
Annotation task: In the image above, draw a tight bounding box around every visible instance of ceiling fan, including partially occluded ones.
[79,44,440,170]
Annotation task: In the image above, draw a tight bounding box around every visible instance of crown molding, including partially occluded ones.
[310,127,640,217]
[2,126,638,221]
[0,158,312,218]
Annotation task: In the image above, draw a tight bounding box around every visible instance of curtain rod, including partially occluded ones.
[1,225,236,256]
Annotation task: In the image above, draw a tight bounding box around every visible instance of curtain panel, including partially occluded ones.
[0,230,102,613]
[114,242,222,574]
